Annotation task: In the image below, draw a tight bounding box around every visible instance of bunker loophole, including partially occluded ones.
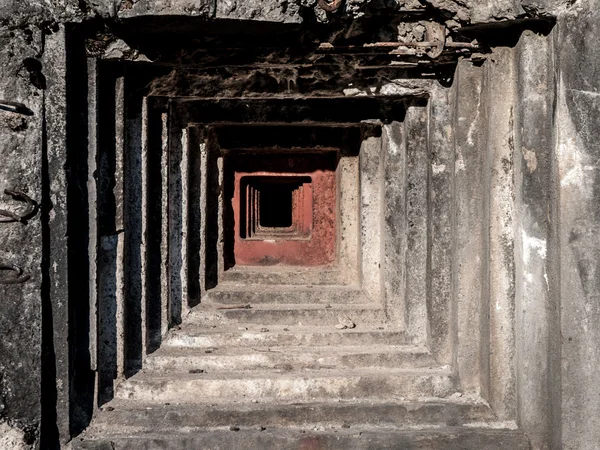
[239,175,313,241]
[258,181,294,228]
[229,150,337,266]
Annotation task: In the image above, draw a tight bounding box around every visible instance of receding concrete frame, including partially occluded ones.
[180,120,380,307]
[34,21,564,445]
[230,157,332,265]
[94,81,461,383]
[140,96,431,338]
[240,175,312,240]
[89,65,516,433]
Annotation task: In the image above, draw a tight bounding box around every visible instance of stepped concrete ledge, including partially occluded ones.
[85,397,497,431]
[220,267,352,286]
[115,368,456,404]
[166,325,410,348]
[205,285,370,304]
[72,427,530,450]
[144,344,434,371]
[188,303,388,327]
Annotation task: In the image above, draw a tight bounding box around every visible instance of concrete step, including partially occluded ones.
[144,344,434,372]
[115,367,456,404]
[166,324,410,348]
[205,284,370,304]
[73,427,530,450]
[188,303,387,327]
[85,397,496,432]
[220,266,351,286]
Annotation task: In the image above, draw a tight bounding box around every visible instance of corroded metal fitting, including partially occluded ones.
[0,190,38,224]
[0,100,33,116]
[318,0,343,12]
[0,262,30,285]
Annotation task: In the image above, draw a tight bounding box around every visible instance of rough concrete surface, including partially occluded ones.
[0,26,44,449]
[0,422,28,450]
[556,1,600,449]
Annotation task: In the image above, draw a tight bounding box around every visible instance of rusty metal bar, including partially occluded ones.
[445,41,478,49]
[318,0,343,12]
[364,42,434,48]
[0,262,30,284]
[321,41,477,50]
[0,100,34,116]
[0,190,38,223]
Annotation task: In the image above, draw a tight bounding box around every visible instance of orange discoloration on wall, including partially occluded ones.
[226,152,337,267]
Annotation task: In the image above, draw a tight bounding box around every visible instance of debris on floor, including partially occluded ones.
[335,317,356,330]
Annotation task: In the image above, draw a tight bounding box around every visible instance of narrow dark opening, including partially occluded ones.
[259,182,294,228]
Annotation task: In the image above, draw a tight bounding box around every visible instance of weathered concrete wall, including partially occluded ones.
[486,45,519,423]
[0,22,71,450]
[0,422,28,450]
[0,0,570,28]
[515,27,561,450]
[555,1,600,448]
[0,26,44,449]
[42,26,72,447]
[453,59,487,398]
